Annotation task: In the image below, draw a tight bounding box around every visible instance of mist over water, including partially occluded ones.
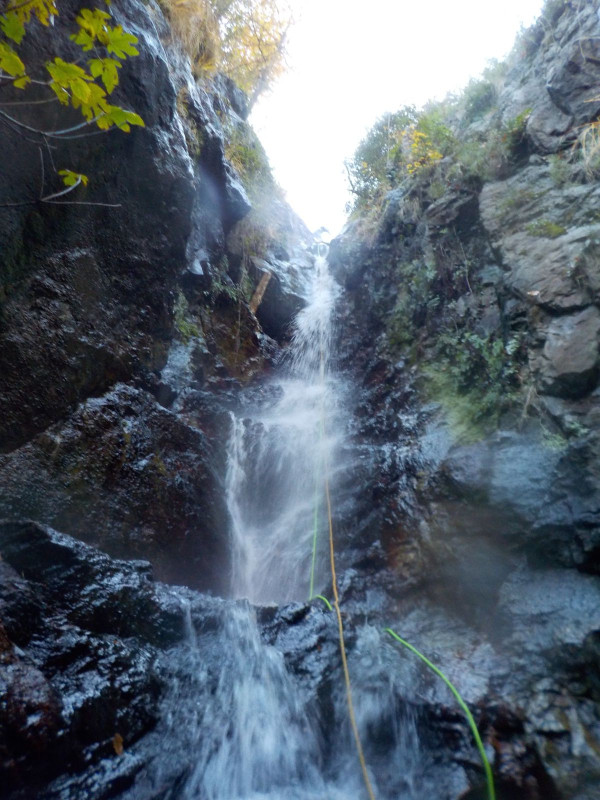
[226,253,342,605]
[132,253,438,800]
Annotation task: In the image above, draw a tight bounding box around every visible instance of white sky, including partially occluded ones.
[251,0,545,237]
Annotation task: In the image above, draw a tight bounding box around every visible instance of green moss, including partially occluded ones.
[224,124,273,201]
[525,219,566,238]
[173,290,200,343]
[176,88,204,160]
[497,188,540,223]
[542,428,568,451]
[424,330,523,442]
[548,153,572,187]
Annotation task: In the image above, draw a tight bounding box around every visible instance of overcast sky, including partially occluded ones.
[251,0,545,237]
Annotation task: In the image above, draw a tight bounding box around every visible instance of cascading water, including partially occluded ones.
[129,250,447,800]
[226,250,342,604]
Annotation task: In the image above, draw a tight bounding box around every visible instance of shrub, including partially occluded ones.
[578,118,600,179]
[345,106,418,209]
[160,0,290,106]
[159,0,220,73]
[525,219,566,238]
[426,329,523,439]
[548,152,573,187]
[462,78,498,123]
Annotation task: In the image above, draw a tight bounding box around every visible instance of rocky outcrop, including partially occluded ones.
[0,520,185,797]
[0,0,313,585]
[328,3,600,797]
[501,1,600,153]
[0,384,231,591]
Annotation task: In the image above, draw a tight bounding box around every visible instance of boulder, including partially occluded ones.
[0,384,229,592]
[539,306,600,398]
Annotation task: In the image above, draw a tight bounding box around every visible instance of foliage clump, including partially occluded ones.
[174,290,201,343]
[525,219,566,238]
[426,329,523,440]
[345,61,535,213]
[160,0,290,107]
[345,106,454,211]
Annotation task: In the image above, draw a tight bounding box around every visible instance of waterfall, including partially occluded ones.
[226,252,341,605]
[129,251,436,800]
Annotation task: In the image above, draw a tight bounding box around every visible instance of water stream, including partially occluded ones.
[226,252,342,605]
[130,252,442,800]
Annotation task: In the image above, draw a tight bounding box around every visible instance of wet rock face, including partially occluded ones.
[539,307,600,398]
[327,4,600,796]
[500,1,600,153]
[0,0,312,583]
[479,166,600,312]
[0,520,187,798]
[0,0,198,452]
[0,383,230,592]
[0,0,308,456]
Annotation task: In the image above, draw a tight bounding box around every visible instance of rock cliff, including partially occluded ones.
[0,0,313,590]
[329,2,600,797]
[1,0,600,798]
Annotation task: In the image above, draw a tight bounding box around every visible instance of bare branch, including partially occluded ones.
[44,199,122,207]
[0,108,104,138]
[41,176,82,201]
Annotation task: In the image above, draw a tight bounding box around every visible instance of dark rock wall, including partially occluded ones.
[328,3,600,797]
[0,0,313,589]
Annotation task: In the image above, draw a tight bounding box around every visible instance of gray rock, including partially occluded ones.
[480,165,600,311]
[499,0,600,153]
[539,306,600,397]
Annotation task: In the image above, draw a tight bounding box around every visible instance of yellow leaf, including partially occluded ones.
[113,733,124,756]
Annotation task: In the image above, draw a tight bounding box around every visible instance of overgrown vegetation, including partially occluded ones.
[345,80,533,214]
[160,0,290,107]
[224,123,273,199]
[525,218,566,238]
[174,290,201,343]
[223,118,296,278]
[426,330,523,440]
[344,0,600,438]
[383,225,525,439]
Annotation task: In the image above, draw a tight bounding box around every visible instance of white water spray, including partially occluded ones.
[226,253,341,605]
[132,250,432,800]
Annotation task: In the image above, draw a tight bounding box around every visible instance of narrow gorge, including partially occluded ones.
[1,1,599,799]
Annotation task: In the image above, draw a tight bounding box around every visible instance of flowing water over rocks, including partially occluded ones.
[2,1,600,797]
[226,254,344,604]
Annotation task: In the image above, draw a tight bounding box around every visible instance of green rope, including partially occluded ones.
[309,415,325,600]
[313,594,333,611]
[385,628,496,800]
[309,463,320,600]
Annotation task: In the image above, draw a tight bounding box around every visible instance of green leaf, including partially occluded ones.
[0,12,26,44]
[70,29,95,51]
[49,81,70,105]
[75,7,111,40]
[71,77,92,104]
[13,75,31,89]
[70,81,109,122]
[58,169,89,187]
[88,56,121,93]
[105,25,139,59]
[104,104,145,132]
[47,57,92,85]
[0,41,26,77]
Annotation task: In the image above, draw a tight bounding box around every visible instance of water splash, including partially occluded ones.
[123,251,444,800]
[226,255,342,605]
